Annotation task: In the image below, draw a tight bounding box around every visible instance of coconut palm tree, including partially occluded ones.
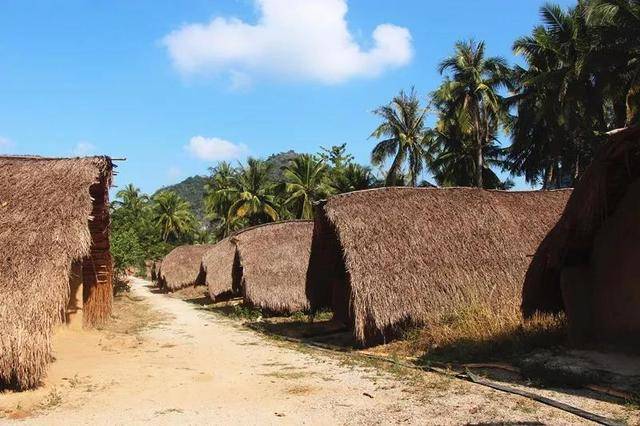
[430,85,511,189]
[152,191,197,243]
[587,0,640,125]
[370,88,432,187]
[437,40,512,188]
[227,158,280,226]
[204,162,244,239]
[115,184,148,211]
[283,154,332,219]
[508,15,575,188]
[331,163,376,193]
[507,3,613,187]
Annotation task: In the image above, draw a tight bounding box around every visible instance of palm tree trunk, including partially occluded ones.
[542,163,553,190]
[474,113,484,188]
[476,139,483,188]
[386,149,406,186]
[627,82,640,126]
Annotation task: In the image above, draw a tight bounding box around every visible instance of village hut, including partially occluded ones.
[522,126,640,345]
[157,244,212,292]
[0,156,114,390]
[234,221,313,313]
[203,237,241,300]
[202,221,313,313]
[306,187,571,346]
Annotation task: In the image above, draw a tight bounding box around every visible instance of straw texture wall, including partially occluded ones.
[158,244,212,291]
[234,221,313,314]
[0,156,113,389]
[203,238,240,300]
[307,187,571,346]
[522,126,640,342]
[82,172,113,327]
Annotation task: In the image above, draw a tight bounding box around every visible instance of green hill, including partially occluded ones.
[154,175,209,225]
[154,152,303,228]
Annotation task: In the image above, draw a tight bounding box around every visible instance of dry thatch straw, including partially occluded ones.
[203,221,313,313]
[522,126,640,343]
[307,187,571,347]
[233,221,313,313]
[158,244,212,291]
[0,155,114,390]
[203,237,240,300]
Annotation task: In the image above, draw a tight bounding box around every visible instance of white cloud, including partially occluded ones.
[73,141,96,156]
[185,136,248,161]
[162,0,413,85]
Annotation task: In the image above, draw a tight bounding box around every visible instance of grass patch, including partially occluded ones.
[100,292,169,335]
[420,306,566,363]
[230,305,264,321]
[155,408,184,415]
[373,304,566,365]
[39,388,63,410]
[262,371,309,380]
[286,385,315,395]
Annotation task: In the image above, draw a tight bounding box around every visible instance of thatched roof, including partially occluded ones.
[307,187,571,346]
[203,237,239,300]
[522,126,640,317]
[203,221,313,313]
[0,155,113,389]
[233,221,313,313]
[158,244,213,291]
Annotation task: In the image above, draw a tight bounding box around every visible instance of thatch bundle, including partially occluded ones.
[307,187,571,346]
[522,126,640,343]
[234,221,313,313]
[203,237,240,300]
[0,156,113,389]
[157,244,212,292]
[203,221,313,313]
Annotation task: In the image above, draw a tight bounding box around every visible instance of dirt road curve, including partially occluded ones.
[1,278,632,425]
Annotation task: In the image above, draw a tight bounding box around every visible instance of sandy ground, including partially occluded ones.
[0,277,637,425]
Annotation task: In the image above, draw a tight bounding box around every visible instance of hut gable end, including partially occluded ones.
[203,238,240,300]
[158,244,213,292]
[203,220,314,313]
[234,221,313,314]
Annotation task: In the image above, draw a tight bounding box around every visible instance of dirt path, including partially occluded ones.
[1,278,635,425]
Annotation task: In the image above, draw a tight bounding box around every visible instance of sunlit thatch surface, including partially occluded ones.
[234,221,313,314]
[158,244,212,292]
[307,187,571,346]
[203,237,239,300]
[0,156,113,389]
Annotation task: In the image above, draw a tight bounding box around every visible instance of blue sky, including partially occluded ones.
[0,0,575,193]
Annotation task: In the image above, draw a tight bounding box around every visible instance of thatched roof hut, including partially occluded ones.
[234,221,313,313]
[157,244,212,292]
[203,221,313,313]
[0,156,114,389]
[203,237,240,300]
[522,126,640,345]
[307,187,571,346]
